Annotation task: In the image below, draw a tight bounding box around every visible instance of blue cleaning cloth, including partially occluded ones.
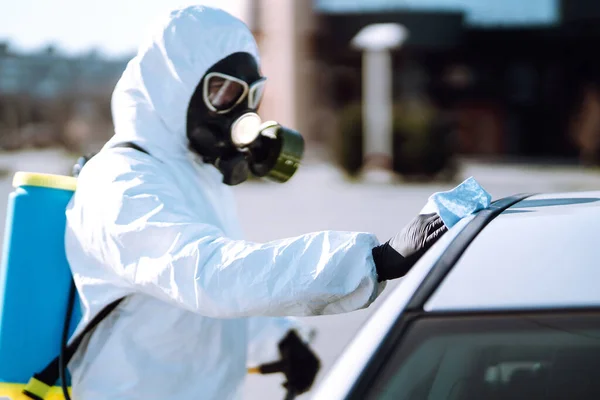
[420,176,492,228]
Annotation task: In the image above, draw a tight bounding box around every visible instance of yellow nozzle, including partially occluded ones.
[247,366,261,374]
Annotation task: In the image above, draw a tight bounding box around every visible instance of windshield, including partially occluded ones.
[364,312,600,400]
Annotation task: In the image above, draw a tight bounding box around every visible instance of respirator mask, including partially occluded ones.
[187,52,304,186]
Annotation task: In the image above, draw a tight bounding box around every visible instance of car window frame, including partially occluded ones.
[344,194,534,399]
[347,308,600,400]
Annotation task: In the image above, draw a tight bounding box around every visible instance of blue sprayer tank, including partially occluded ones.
[0,172,81,388]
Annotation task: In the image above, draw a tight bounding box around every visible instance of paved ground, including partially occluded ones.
[1,148,600,399]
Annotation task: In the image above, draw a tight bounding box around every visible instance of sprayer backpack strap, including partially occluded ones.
[22,289,126,400]
[23,142,151,400]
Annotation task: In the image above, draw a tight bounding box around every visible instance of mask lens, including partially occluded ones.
[206,75,246,111]
[231,113,262,147]
[249,79,266,109]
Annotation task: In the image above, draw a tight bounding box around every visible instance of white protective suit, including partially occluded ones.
[65,5,384,400]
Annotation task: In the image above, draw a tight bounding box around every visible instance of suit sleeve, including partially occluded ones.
[77,162,384,318]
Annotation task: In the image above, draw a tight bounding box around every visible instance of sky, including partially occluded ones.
[316,0,559,26]
[0,0,245,58]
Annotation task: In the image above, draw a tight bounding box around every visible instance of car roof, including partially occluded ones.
[425,191,600,312]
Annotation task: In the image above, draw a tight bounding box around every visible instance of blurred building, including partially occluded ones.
[250,0,600,160]
[0,43,130,151]
[241,0,319,146]
[0,43,129,98]
[3,1,600,161]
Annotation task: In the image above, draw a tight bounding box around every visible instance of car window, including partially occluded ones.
[363,312,600,400]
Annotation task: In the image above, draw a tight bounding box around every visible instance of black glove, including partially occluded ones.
[277,330,321,395]
[372,213,447,282]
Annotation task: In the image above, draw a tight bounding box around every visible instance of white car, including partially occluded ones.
[312,191,600,400]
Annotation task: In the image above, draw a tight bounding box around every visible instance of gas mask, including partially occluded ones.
[186,52,304,186]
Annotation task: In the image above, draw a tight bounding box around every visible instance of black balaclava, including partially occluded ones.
[186,52,264,185]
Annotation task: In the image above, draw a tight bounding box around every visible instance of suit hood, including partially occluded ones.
[104,5,260,161]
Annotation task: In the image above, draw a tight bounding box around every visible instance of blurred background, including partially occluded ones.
[3,0,600,171]
[3,0,600,399]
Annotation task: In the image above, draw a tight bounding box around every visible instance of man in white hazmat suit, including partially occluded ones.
[64,5,448,400]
